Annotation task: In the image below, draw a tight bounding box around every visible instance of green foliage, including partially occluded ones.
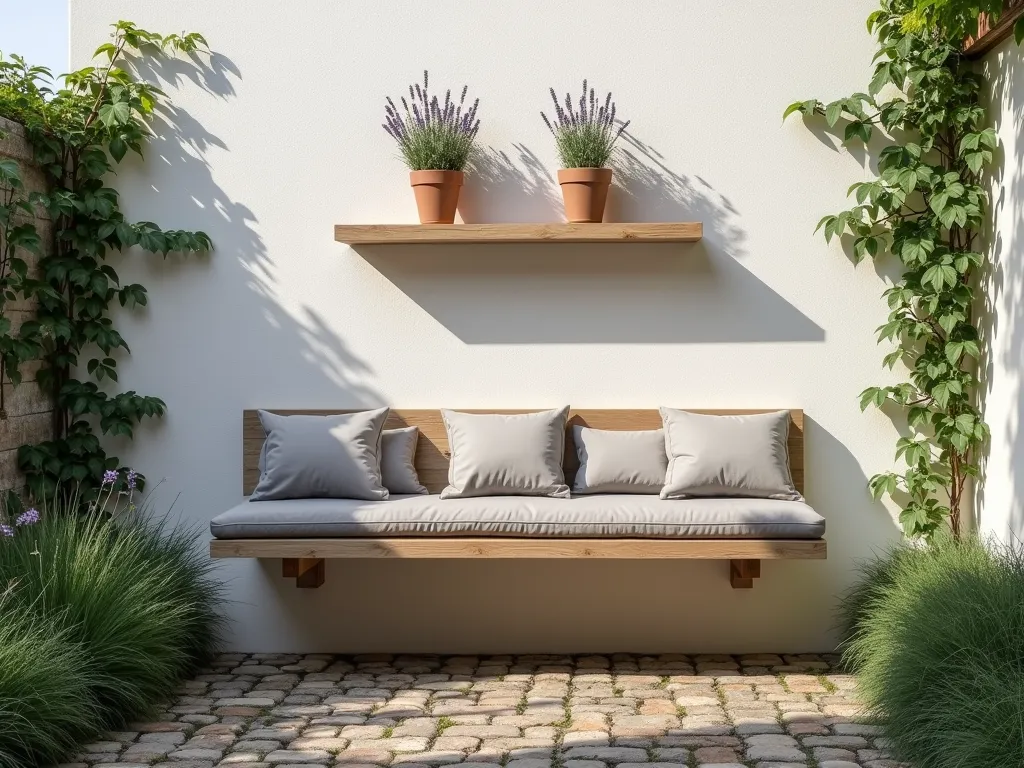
[396,120,479,171]
[903,0,1024,45]
[844,538,1024,767]
[0,21,212,504]
[785,0,991,540]
[0,588,100,768]
[0,490,224,761]
[383,72,481,172]
[552,122,621,169]
[836,543,918,651]
[542,82,629,169]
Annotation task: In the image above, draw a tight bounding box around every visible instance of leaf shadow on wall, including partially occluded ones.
[118,53,381,470]
[356,135,824,344]
[978,43,1024,538]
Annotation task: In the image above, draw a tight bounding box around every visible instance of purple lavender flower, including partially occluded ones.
[383,71,481,171]
[15,508,39,526]
[102,469,119,486]
[541,80,630,169]
[126,469,138,491]
[0,524,13,538]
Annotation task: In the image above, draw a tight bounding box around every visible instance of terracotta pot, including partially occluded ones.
[410,170,464,224]
[558,167,613,223]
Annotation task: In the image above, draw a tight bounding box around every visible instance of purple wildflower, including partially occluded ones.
[102,469,119,486]
[15,508,39,526]
[126,469,138,491]
[0,524,13,537]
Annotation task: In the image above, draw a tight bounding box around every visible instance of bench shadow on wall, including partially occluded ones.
[979,44,1024,538]
[355,133,824,344]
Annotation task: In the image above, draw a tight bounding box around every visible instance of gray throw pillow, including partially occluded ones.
[659,408,802,501]
[381,426,428,495]
[251,409,390,501]
[441,407,571,499]
[572,426,667,494]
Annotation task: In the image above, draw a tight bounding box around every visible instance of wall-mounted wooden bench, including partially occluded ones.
[210,536,826,589]
[210,408,826,589]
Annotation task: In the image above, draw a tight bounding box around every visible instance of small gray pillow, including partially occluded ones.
[660,408,802,501]
[251,409,390,501]
[441,407,571,499]
[381,426,427,495]
[572,426,666,494]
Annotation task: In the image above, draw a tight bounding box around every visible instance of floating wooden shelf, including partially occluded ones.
[334,222,703,245]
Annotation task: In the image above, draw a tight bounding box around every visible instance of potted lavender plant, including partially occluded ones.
[542,81,629,223]
[383,71,481,224]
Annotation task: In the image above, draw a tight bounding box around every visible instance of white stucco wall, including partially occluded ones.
[70,0,902,653]
[980,37,1024,541]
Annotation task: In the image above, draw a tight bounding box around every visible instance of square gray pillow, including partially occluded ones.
[659,408,802,501]
[381,426,428,495]
[441,407,571,499]
[251,409,390,501]
[572,426,666,494]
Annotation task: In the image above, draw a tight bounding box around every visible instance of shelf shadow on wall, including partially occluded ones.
[358,243,823,344]
[356,133,821,344]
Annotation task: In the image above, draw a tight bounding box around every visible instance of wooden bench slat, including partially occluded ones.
[210,537,826,560]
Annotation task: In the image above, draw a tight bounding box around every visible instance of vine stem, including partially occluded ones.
[82,32,128,133]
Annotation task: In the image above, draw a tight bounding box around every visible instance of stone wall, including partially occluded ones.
[0,115,54,496]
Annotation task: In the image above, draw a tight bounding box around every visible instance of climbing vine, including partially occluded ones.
[0,22,211,503]
[785,0,993,540]
[903,0,1024,45]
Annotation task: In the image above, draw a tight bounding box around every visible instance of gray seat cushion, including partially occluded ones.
[210,494,825,540]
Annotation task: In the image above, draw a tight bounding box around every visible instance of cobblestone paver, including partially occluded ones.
[59,653,904,768]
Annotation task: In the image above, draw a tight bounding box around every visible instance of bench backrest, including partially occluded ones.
[242,409,804,496]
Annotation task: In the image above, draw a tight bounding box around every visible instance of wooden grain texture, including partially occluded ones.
[964,0,1024,56]
[296,558,325,588]
[282,557,326,587]
[334,223,703,244]
[730,558,762,589]
[210,537,826,560]
[242,408,804,496]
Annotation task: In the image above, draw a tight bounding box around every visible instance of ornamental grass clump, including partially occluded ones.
[0,588,100,768]
[842,537,1024,768]
[542,80,629,169]
[0,476,225,766]
[383,70,481,171]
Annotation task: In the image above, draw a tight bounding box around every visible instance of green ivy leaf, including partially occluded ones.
[98,100,131,128]
[825,100,844,127]
[869,62,892,95]
[869,472,898,500]
[854,236,879,262]
[108,136,128,162]
[859,387,887,411]
[955,413,976,435]
[945,341,964,364]
[923,263,957,292]
[783,100,817,121]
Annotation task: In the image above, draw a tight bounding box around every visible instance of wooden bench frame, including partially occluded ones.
[210,408,826,589]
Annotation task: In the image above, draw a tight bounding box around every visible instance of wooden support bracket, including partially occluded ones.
[730,559,761,589]
[282,557,325,588]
